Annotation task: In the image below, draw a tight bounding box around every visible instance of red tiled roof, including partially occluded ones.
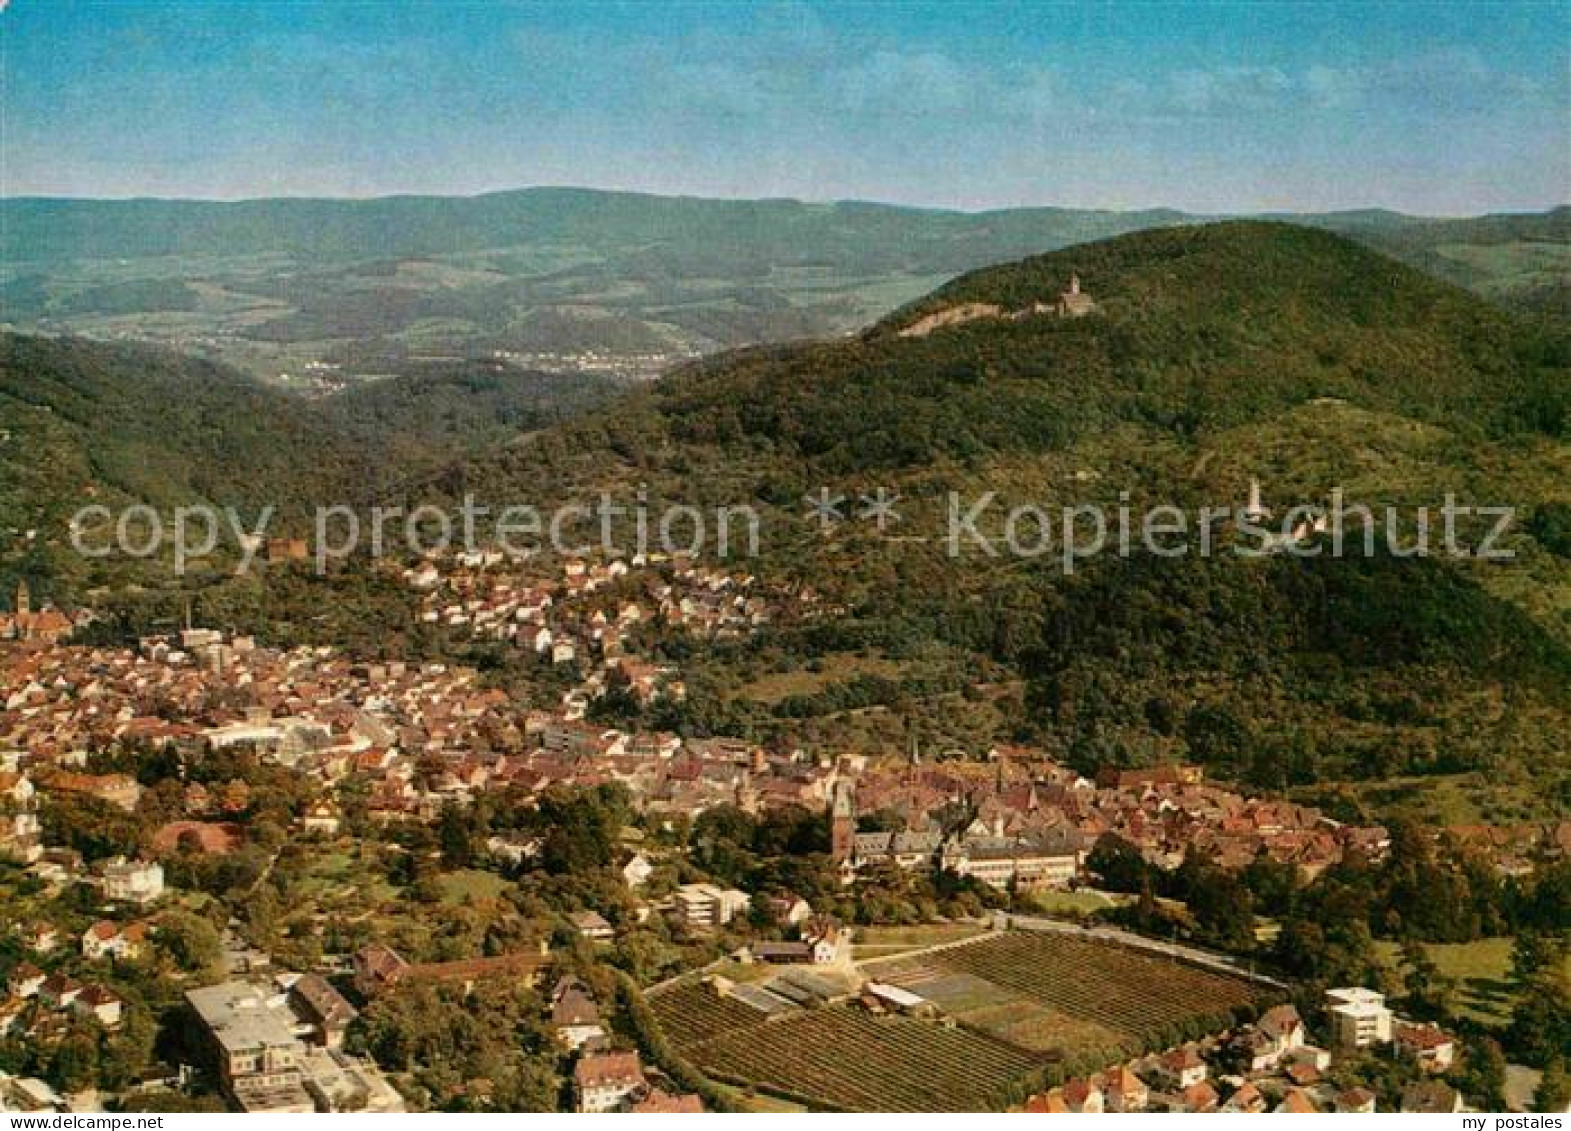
[574,1050,643,1089]
[629,1089,703,1113]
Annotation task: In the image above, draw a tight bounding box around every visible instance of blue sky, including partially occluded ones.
[3,0,1567,213]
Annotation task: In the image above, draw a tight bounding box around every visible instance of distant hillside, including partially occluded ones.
[1298,206,1571,318]
[3,190,1562,387]
[0,189,1188,267]
[0,328,629,520]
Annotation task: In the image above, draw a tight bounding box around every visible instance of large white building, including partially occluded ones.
[187,983,312,1112]
[187,982,403,1113]
[100,857,164,905]
[671,883,750,928]
[940,826,1084,890]
[1325,987,1393,1049]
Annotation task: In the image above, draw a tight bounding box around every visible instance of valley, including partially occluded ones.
[1,218,1566,1116]
[3,192,1565,390]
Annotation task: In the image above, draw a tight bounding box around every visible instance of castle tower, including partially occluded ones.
[1056,273,1096,317]
[1244,478,1271,522]
[15,579,29,618]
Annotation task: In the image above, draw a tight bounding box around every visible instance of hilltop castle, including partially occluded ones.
[898,273,1098,338]
[1055,272,1097,317]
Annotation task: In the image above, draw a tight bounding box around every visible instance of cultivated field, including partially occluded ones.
[892,930,1262,1059]
[695,1008,1037,1111]
[649,929,1268,1110]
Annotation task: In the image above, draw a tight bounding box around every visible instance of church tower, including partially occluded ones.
[15,579,30,618]
[830,780,856,863]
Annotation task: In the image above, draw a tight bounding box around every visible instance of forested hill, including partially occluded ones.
[448,222,1569,647]
[466,221,1568,493]
[876,221,1567,439]
[0,333,366,524]
[443,222,1571,804]
[0,335,626,556]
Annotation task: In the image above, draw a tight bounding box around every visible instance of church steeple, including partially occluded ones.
[830,780,856,863]
[15,579,30,618]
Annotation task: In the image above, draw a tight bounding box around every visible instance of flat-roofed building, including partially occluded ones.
[671,883,750,928]
[1325,987,1393,1049]
[187,981,403,1113]
[187,982,312,1113]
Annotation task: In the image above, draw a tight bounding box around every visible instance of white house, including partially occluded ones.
[81,920,150,962]
[550,979,606,1051]
[6,963,44,999]
[1395,1022,1457,1073]
[621,853,653,889]
[71,985,124,1028]
[571,910,615,942]
[100,857,164,905]
[755,918,847,966]
[573,1050,644,1113]
[1157,1045,1207,1089]
[300,801,341,836]
[1238,1003,1306,1071]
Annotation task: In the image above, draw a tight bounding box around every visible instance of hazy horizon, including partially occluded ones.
[4,182,1568,222]
[4,0,1568,215]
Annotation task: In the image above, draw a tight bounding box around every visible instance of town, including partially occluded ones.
[5,0,1569,1117]
[1,550,1565,1114]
